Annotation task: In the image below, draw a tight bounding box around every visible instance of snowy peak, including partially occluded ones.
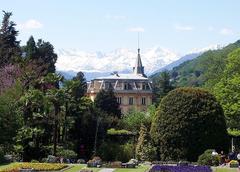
[56,47,180,75]
[56,44,224,80]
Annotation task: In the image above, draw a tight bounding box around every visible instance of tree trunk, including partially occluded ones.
[93,117,100,156]
[62,102,68,143]
[53,103,59,156]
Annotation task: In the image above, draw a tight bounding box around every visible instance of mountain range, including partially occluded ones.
[56,45,222,81]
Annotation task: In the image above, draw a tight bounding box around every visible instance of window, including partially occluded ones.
[124,83,128,90]
[105,82,113,89]
[142,97,146,105]
[129,97,134,105]
[117,97,122,104]
[142,83,147,90]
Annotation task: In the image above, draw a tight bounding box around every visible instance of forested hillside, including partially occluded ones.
[152,40,240,88]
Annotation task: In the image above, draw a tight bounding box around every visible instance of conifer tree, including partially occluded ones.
[0,11,20,66]
[136,124,156,161]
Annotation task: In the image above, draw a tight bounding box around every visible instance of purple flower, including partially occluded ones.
[149,165,212,172]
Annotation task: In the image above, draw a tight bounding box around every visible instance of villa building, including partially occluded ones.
[87,48,153,113]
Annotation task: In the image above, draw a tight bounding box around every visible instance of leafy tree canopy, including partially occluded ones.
[151,87,229,161]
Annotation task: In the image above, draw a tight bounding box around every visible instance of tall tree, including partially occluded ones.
[72,71,87,99]
[24,36,37,59]
[94,89,121,118]
[151,87,229,161]
[16,88,49,161]
[0,11,20,66]
[152,71,174,105]
[136,124,156,161]
[0,82,22,152]
[214,48,240,130]
[36,39,57,74]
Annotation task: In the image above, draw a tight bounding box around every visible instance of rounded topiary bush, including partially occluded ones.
[150,87,229,161]
[197,149,220,166]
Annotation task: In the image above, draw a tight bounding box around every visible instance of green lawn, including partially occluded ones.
[114,165,151,172]
[64,164,150,172]
[64,164,101,172]
[64,164,86,172]
[213,167,238,172]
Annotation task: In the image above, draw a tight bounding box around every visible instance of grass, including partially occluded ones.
[213,167,238,172]
[64,164,101,172]
[64,164,150,172]
[64,164,86,172]
[114,165,151,172]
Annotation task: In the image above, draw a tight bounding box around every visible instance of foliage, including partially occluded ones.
[22,36,58,75]
[152,71,175,105]
[119,107,154,133]
[56,148,77,159]
[0,147,4,163]
[0,81,23,152]
[94,89,121,118]
[98,142,134,162]
[227,129,240,137]
[150,87,229,161]
[107,128,133,135]
[213,48,240,130]
[30,159,39,163]
[136,124,156,161]
[0,12,98,162]
[197,149,220,166]
[151,40,240,88]
[229,160,239,168]
[0,64,22,94]
[0,11,20,67]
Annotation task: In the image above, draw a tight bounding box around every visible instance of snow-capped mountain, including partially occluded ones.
[56,44,223,81]
[56,47,180,80]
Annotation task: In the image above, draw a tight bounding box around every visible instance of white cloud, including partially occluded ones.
[127,27,145,32]
[219,28,234,35]
[105,14,126,20]
[175,24,193,31]
[18,19,43,30]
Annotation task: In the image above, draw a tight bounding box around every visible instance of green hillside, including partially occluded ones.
[152,40,240,89]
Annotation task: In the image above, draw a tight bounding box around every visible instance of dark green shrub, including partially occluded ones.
[229,160,239,168]
[197,149,220,166]
[98,142,134,162]
[0,147,4,163]
[57,149,77,159]
[46,155,58,163]
[31,159,39,163]
[151,87,229,161]
[119,143,134,162]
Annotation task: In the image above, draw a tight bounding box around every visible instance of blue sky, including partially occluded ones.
[2,0,240,54]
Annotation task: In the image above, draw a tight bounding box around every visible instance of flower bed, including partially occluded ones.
[149,165,212,172]
[1,163,68,172]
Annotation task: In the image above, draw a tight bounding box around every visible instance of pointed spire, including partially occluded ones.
[133,48,145,76]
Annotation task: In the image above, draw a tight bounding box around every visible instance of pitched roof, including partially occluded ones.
[96,73,148,80]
